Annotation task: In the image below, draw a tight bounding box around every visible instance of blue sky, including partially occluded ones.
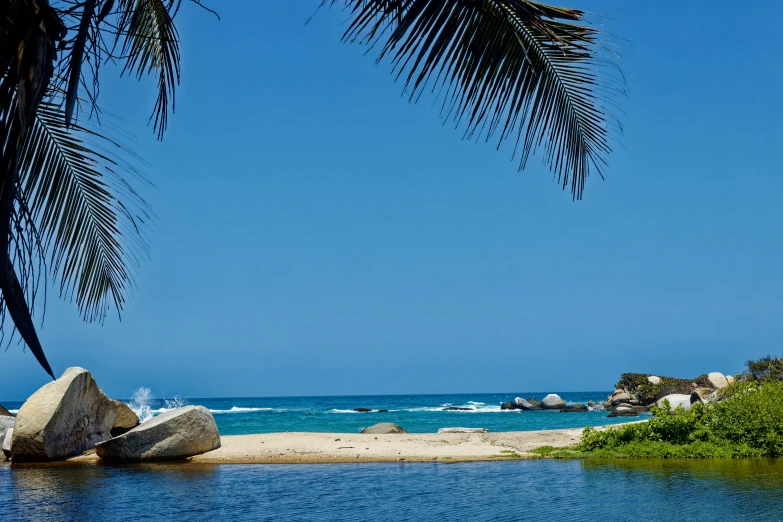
[2,1,782,401]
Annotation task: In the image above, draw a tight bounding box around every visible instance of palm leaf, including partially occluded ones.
[334,0,624,199]
[115,0,182,140]
[18,102,150,322]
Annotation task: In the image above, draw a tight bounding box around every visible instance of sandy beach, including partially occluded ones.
[57,425,616,465]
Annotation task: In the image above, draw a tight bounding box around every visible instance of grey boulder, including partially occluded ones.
[0,416,14,445]
[559,403,588,412]
[361,423,407,434]
[541,394,566,409]
[500,402,517,410]
[96,406,220,461]
[12,367,117,462]
[608,407,639,418]
[656,394,694,412]
[111,401,140,437]
[2,427,12,459]
[515,397,541,410]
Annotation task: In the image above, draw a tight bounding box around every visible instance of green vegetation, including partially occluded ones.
[615,373,712,406]
[741,356,783,382]
[535,379,783,459]
[491,450,522,460]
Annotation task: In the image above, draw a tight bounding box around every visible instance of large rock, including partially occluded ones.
[707,372,729,389]
[361,423,407,434]
[726,375,735,384]
[12,367,117,462]
[95,406,220,461]
[647,376,661,385]
[610,391,631,405]
[527,398,542,409]
[608,407,638,418]
[500,402,517,410]
[541,394,566,409]
[2,427,12,459]
[111,401,140,437]
[656,394,694,412]
[515,397,541,410]
[0,404,12,416]
[437,428,488,434]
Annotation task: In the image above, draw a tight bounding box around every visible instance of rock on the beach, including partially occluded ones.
[96,406,220,461]
[647,376,661,385]
[2,427,12,459]
[0,404,12,416]
[656,394,694,412]
[361,423,407,434]
[501,402,517,410]
[559,404,588,412]
[707,372,729,389]
[541,394,566,409]
[111,401,140,437]
[12,367,117,462]
[0,415,14,443]
[437,428,488,434]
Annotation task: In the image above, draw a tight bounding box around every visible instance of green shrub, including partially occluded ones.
[552,381,783,459]
[743,355,783,382]
[614,373,699,406]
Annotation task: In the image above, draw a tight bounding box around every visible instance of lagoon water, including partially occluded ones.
[4,391,640,435]
[3,459,783,521]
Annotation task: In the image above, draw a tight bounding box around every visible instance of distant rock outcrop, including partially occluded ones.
[96,406,220,461]
[12,367,117,462]
[541,394,566,409]
[361,423,407,434]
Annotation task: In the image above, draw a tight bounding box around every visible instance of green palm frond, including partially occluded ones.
[18,102,150,322]
[335,0,624,199]
[115,0,182,140]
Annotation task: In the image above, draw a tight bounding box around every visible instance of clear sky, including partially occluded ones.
[2,1,782,401]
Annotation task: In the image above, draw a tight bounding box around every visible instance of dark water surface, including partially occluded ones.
[3,458,782,521]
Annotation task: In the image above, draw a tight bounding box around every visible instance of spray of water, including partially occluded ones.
[129,387,154,423]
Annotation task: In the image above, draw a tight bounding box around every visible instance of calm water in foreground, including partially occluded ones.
[3,458,782,521]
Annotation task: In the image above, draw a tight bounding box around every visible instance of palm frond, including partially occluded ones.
[18,102,151,322]
[116,0,182,140]
[334,0,624,199]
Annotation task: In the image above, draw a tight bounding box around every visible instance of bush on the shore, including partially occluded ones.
[537,380,783,459]
[741,355,783,382]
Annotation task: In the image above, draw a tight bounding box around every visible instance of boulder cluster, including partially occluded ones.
[500,394,588,413]
[1,367,220,463]
[603,371,735,417]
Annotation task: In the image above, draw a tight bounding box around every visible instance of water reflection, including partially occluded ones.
[3,459,783,521]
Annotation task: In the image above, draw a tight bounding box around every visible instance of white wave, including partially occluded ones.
[129,387,154,423]
[588,403,605,412]
[210,406,273,414]
[9,409,18,414]
[467,401,485,406]
[328,409,363,414]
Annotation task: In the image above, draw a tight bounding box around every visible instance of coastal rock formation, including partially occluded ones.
[528,398,542,409]
[541,394,565,409]
[0,404,12,416]
[2,427,12,459]
[707,372,729,389]
[361,423,407,434]
[559,403,588,412]
[608,406,638,418]
[353,408,372,413]
[610,390,631,405]
[437,428,488,434]
[112,401,140,437]
[514,397,542,410]
[443,407,472,411]
[501,402,516,410]
[647,376,661,385]
[656,394,694,412]
[12,367,117,462]
[96,406,220,461]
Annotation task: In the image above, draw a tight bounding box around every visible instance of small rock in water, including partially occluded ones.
[361,423,407,434]
[378,409,389,413]
[437,428,488,434]
[443,407,473,411]
[500,402,517,410]
[353,408,372,413]
[559,403,588,412]
[608,407,639,418]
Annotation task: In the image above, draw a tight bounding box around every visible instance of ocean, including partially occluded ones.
[6,390,635,435]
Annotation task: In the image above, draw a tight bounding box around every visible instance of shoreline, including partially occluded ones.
[54,425,637,465]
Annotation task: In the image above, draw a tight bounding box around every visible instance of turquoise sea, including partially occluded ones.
[4,391,640,435]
